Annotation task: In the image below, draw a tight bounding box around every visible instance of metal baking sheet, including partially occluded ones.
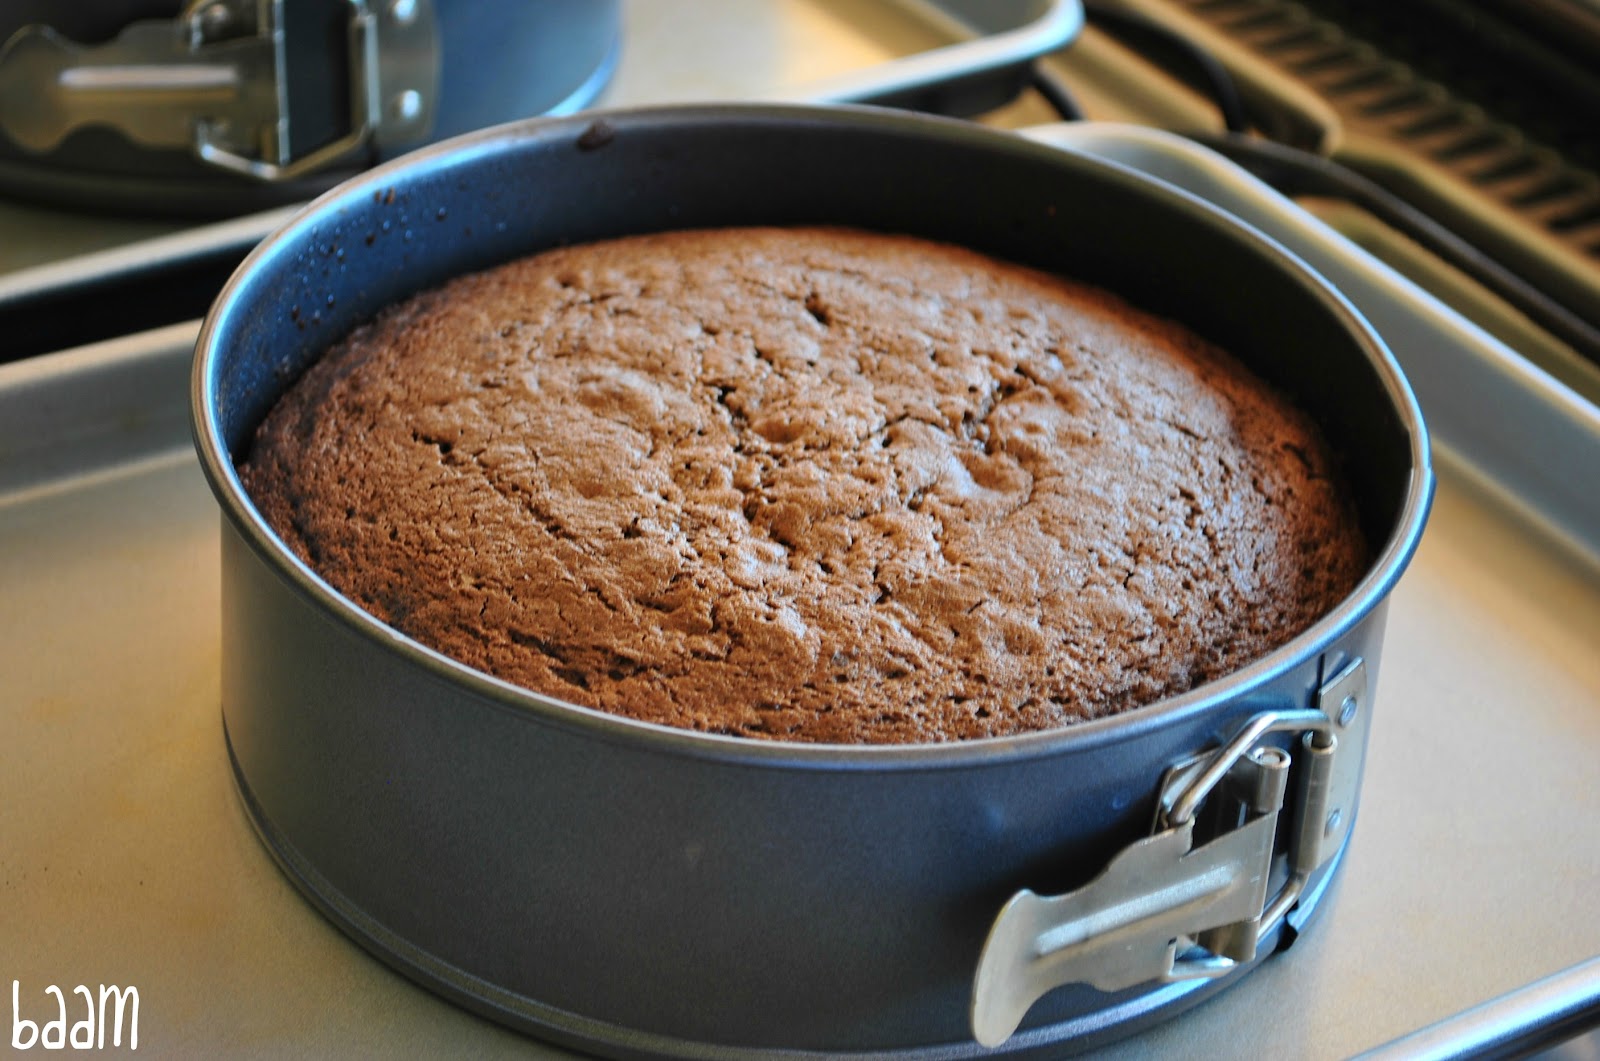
[2,126,1597,1057]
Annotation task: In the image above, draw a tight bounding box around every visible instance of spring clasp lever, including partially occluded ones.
[970,658,1370,1048]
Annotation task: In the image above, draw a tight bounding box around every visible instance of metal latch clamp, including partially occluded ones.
[0,0,438,181]
[970,658,1371,1048]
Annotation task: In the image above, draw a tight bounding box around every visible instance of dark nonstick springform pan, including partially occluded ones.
[191,104,1432,1057]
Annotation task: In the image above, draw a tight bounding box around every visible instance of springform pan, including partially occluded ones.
[191,104,1433,1058]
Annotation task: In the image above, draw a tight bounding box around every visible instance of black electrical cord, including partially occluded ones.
[1189,131,1600,368]
[1028,64,1085,122]
[1026,4,1600,367]
[1080,0,1251,134]
[1027,2,1250,132]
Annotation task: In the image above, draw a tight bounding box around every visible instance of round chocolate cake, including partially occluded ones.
[239,226,1366,744]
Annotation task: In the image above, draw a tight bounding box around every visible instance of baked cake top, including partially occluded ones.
[240,226,1366,744]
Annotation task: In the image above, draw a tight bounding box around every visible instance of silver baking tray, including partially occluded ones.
[2,122,1596,1058]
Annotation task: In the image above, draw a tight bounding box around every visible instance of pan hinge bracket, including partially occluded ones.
[970,657,1370,1048]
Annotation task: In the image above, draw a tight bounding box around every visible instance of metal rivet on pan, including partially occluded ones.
[1338,694,1358,726]
[1325,809,1343,836]
[199,2,231,36]
[391,90,423,122]
[389,0,418,25]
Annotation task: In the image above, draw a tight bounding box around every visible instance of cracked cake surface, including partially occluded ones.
[239,226,1367,744]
